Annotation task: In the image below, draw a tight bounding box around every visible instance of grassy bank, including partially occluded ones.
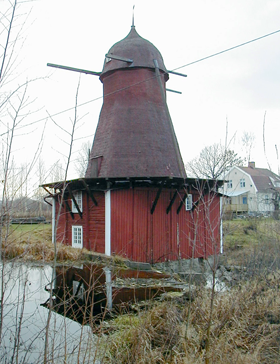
[2,217,279,264]
[2,223,95,262]
[222,218,280,278]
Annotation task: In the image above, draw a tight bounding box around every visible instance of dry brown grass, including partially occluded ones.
[2,224,87,262]
[1,223,125,264]
[2,237,86,262]
[100,272,280,364]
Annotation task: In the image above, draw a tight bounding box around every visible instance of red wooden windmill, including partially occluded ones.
[43,22,222,264]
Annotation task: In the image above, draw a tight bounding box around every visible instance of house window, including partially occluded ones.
[265,195,269,204]
[72,226,83,248]
[227,180,232,189]
[242,197,247,205]
[185,194,193,211]
[240,178,245,188]
[72,191,82,213]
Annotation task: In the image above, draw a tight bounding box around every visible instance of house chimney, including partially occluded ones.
[248,161,255,169]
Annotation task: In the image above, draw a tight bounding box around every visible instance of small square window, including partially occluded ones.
[72,226,83,248]
[72,191,82,213]
[185,194,193,211]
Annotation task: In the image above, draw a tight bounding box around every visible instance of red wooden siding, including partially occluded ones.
[133,189,151,262]
[111,189,134,258]
[110,188,221,263]
[88,192,105,253]
[56,187,220,263]
[55,191,105,253]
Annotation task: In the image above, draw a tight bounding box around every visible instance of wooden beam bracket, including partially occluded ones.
[64,199,74,220]
[80,179,98,206]
[66,185,83,219]
[151,184,163,215]
[166,190,178,214]
[177,193,187,214]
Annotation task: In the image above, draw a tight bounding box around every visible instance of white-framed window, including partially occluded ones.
[227,180,232,189]
[240,178,245,188]
[72,226,83,248]
[265,195,269,204]
[72,191,82,213]
[185,194,193,211]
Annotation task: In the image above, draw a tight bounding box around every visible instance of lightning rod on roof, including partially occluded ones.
[132,5,135,27]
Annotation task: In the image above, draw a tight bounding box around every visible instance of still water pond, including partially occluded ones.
[0,263,96,364]
[0,261,189,363]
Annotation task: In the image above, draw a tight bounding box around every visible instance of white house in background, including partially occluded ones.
[221,162,280,216]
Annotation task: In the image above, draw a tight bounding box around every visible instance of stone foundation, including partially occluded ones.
[153,257,217,284]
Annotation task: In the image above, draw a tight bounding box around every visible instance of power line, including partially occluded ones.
[172,28,280,71]
[44,27,280,119]
[5,27,280,130]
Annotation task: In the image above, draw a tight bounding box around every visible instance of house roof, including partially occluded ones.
[239,166,280,192]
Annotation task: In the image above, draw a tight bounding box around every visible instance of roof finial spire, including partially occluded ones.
[132,5,135,27]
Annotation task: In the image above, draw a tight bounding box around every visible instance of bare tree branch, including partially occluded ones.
[186,143,244,179]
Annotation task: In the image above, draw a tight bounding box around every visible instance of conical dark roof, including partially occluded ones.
[85,26,186,179]
[100,26,168,81]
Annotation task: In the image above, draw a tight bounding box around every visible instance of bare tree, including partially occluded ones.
[44,77,82,363]
[186,143,243,179]
[49,160,65,182]
[74,140,91,177]
[0,2,48,360]
[241,131,255,163]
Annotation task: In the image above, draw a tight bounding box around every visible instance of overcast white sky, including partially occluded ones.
[3,0,280,183]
